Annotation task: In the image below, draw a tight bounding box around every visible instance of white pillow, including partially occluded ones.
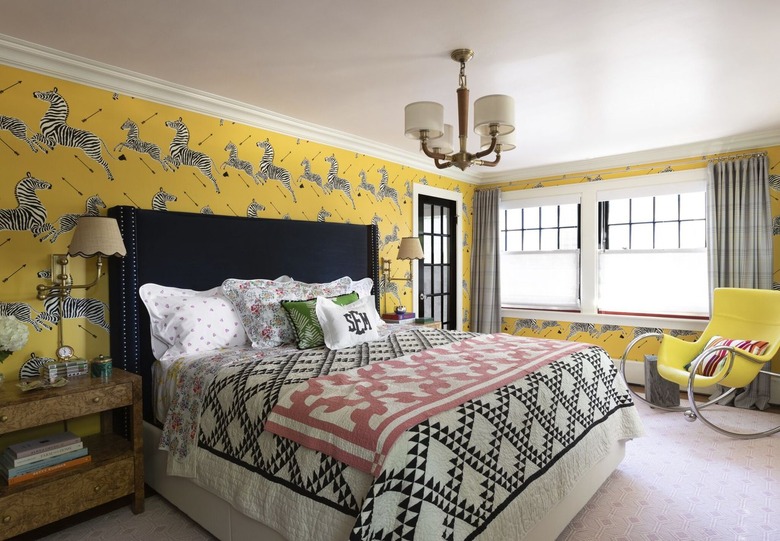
[316,295,383,350]
[350,277,374,298]
[139,284,247,361]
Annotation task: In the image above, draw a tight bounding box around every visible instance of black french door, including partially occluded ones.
[417,195,457,329]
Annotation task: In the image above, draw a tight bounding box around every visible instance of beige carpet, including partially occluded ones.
[39,400,779,540]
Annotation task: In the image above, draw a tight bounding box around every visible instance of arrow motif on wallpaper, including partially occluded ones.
[184,191,198,206]
[239,135,252,146]
[139,157,158,173]
[198,133,213,146]
[81,108,102,123]
[0,80,22,94]
[0,238,11,249]
[78,324,98,339]
[280,150,291,162]
[140,112,157,124]
[2,263,26,283]
[123,192,140,208]
[61,176,83,196]
[0,135,20,156]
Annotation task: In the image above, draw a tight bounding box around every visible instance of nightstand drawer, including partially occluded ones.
[0,383,132,433]
[0,457,134,538]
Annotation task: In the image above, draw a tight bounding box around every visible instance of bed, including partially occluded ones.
[106,205,644,541]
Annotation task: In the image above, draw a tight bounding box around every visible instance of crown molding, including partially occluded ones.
[479,129,780,184]
[4,33,778,188]
[0,34,481,185]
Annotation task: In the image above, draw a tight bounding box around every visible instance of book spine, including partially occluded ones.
[8,432,81,459]
[3,448,88,477]
[2,455,92,485]
[2,442,84,468]
[383,313,416,320]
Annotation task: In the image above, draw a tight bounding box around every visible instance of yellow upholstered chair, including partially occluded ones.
[620,287,780,439]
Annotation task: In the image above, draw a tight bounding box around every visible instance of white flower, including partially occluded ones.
[0,315,29,353]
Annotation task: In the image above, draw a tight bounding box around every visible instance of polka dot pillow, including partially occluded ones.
[139,283,248,361]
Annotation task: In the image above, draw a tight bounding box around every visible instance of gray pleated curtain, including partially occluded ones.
[706,154,773,409]
[470,188,502,333]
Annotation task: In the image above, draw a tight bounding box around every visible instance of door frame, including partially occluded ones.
[412,184,463,331]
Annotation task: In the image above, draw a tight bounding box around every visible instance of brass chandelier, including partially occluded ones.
[404,49,515,171]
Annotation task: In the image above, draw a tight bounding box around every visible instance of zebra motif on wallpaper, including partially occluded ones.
[382,224,400,247]
[152,187,177,211]
[566,322,598,340]
[0,172,52,239]
[32,88,114,180]
[221,141,255,178]
[317,207,332,222]
[43,194,106,243]
[247,199,265,217]
[298,158,324,192]
[255,139,296,202]
[0,302,52,332]
[404,180,414,200]
[357,171,377,200]
[376,166,401,211]
[200,205,214,214]
[39,289,110,331]
[511,318,541,334]
[774,216,780,236]
[164,117,220,193]
[594,324,625,340]
[0,115,42,153]
[769,174,780,194]
[371,213,382,226]
[115,119,174,171]
[539,320,563,337]
[323,155,355,209]
[379,275,401,307]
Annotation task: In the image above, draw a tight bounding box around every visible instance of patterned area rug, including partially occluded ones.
[39,398,779,540]
[559,398,780,541]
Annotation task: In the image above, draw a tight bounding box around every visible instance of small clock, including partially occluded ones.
[56,345,75,362]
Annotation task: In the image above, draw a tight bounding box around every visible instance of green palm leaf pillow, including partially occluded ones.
[281,292,359,349]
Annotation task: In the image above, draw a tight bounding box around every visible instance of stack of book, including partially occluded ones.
[39,359,89,382]
[1,431,90,485]
[382,312,416,324]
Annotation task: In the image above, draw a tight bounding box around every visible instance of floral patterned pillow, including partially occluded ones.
[222,276,353,348]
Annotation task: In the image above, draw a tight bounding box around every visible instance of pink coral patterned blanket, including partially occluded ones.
[264,333,590,476]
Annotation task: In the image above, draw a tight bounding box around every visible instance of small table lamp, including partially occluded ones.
[382,236,425,314]
[37,216,127,360]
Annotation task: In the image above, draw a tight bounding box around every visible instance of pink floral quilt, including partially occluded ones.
[264,333,590,475]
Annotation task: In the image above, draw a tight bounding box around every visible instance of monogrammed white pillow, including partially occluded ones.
[316,294,383,350]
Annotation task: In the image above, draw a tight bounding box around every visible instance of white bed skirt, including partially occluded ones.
[144,421,628,541]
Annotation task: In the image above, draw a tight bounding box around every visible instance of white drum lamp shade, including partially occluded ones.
[480,131,516,152]
[404,101,444,139]
[474,94,515,136]
[427,123,454,154]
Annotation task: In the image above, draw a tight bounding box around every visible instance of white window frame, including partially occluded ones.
[500,169,709,332]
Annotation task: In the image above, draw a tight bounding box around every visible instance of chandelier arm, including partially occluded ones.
[473,136,498,159]
[474,154,502,167]
[434,158,455,169]
[420,139,449,161]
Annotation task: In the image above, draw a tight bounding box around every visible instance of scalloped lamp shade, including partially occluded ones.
[68,216,127,258]
[397,237,425,260]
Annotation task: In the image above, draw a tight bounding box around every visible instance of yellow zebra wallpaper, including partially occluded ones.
[2,59,779,385]
[0,64,476,382]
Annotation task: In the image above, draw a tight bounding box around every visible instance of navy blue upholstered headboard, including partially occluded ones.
[107,205,379,422]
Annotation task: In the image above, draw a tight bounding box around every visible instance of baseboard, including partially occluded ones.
[618,359,779,405]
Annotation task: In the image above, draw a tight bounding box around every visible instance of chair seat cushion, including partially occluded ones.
[688,336,770,377]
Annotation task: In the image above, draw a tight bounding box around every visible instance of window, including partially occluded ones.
[597,182,708,317]
[500,169,709,320]
[500,195,580,310]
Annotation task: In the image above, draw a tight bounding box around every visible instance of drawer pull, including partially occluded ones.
[0,414,7,422]
[93,485,102,493]
[92,397,101,404]
[2,515,10,524]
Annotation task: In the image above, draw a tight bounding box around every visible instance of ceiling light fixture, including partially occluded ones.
[404,48,515,171]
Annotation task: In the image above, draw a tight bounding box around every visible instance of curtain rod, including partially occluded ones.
[500,151,770,188]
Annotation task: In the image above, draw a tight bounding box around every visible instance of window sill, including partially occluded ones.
[501,307,708,332]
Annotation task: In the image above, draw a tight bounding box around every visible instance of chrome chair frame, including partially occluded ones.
[620,332,780,439]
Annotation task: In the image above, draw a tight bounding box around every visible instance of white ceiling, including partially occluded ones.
[1,0,779,183]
